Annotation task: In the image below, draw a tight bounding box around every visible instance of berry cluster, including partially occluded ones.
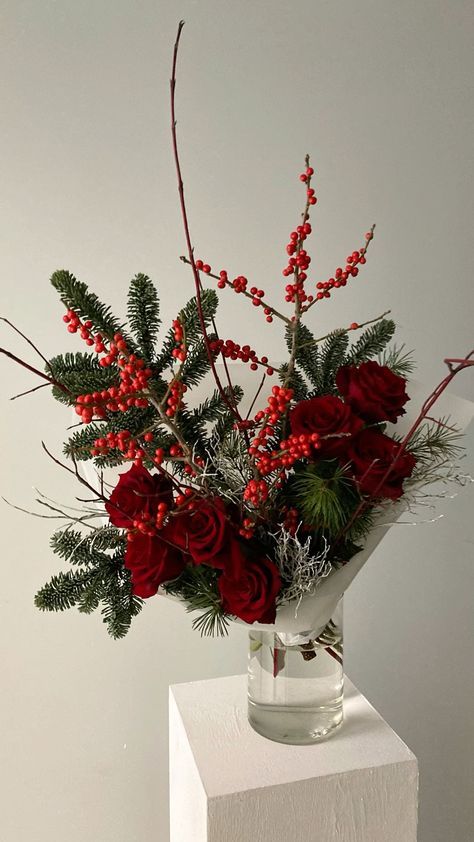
[254,432,320,477]
[281,165,316,305]
[171,319,187,363]
[243,478,269,506]
[195,262,275,323]
[62,309,153,424]
[125,500,170,538]
[166,380,187,418]
[306,230,373,308]
[209,338,275,375]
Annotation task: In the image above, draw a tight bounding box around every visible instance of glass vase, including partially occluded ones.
[247,600,343,744]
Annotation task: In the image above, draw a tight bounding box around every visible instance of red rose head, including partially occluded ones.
[218,540,281,624]
[336,361,410,424]
[165,497,230,567]
[125,532,186,598]
[105,464,173,529]
[347,428,416,500]
[290,394,363,457]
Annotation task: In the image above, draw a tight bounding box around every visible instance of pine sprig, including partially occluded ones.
[279,363,308,400]
[345,318,396,366]
[379,344,415,376]
[127,274,161,362]
[181,335,217,387]
[48,352,119,405]
[51,527,125,565]
[286,322,319,388]
[163,564,229,636]
[51,270,132,345]
[404,420,464,467]
[155,289,219,374]
[285,461,361,536]
[317,331,349,393]
[37,530,143,639]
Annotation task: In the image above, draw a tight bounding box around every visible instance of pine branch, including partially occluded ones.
[127,274,161,361]
[316,331,349,393]
[278,363,308,400]
[51,270,131,345]
[379,344,415,376]
[155,289,219,374]
[403,419,464,467]
[51,526,125,565]
[163,564,229,636]
[48,352,119,405]
[180,335,217,387]
[35,569,96,612]
[286,322,319,388]
[345,318,396,366]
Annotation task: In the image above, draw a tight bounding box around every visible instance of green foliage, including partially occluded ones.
[405,420,463,468]
[36,526,142,638]
[379,344,415,377]
[48,352,119,405]
[155,289,219,374]
[286,322,319,388]
[51,270,132,345]
[63,405,163,466]
[345,318,396,366]
[127,274,161,361]
[278,363,309,400]
[180,335,217,387]
[284,461,360,536]
[317,331,350,393]
[51,527,125,565]
[163,564,229,636]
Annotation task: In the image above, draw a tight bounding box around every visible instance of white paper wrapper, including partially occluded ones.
[230,378,474,634]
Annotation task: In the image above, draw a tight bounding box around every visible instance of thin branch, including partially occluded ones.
[0,316,50,366]
[170,21,241,420]
[298,310,392,350]
[10,382,49,401]
[0,347,70,394]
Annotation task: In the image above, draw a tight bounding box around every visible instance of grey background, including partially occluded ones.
[1,1,473,840]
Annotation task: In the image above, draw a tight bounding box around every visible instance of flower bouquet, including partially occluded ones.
[2,22,473,744]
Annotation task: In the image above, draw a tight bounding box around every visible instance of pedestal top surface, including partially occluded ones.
[169,675,416,798]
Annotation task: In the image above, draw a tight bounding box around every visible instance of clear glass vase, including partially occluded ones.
[247,600,343,744]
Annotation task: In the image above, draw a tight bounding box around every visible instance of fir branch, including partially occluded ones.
[35,569,96,612]
[48,352,118,405]
[278,363,308,400]
[180,335,217,387]
[317,331,349,393]
[286,322,319,388]
[51,270,132,346]
[127,273,161,361]
[155,290,219,374]
[345,318,396,366]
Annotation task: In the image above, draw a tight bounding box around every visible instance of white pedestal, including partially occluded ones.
[169,675,418,842]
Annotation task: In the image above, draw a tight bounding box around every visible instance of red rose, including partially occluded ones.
[218,541,281,624]
[336,361,410,423]
[105,464,173,528]
[347,429,416,500]
[290,395,363,457]
[166,498,230,567]
[125,532,186,598]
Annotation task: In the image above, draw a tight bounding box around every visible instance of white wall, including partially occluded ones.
[1,2,473,840]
